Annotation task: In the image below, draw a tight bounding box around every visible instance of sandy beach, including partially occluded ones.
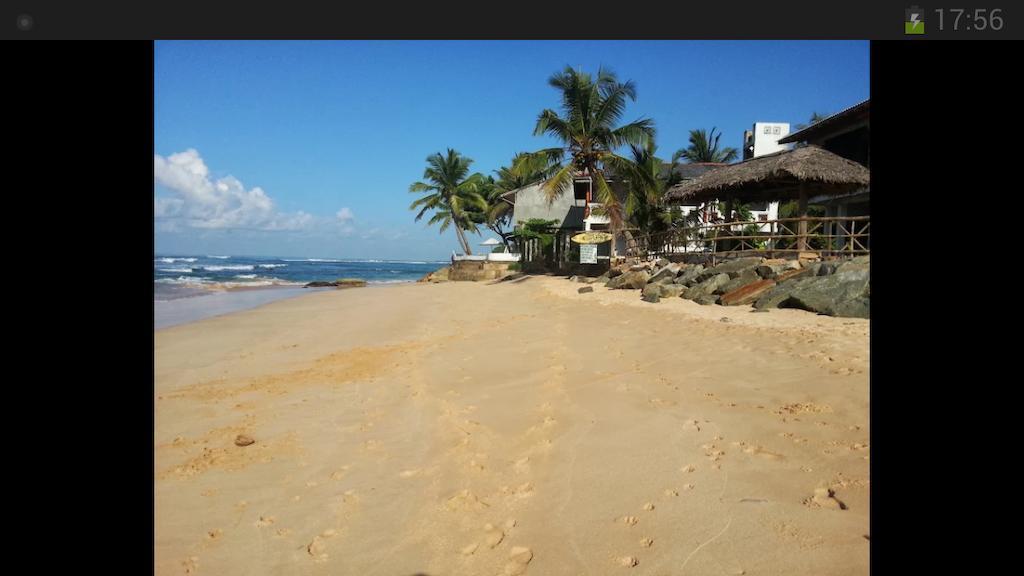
[155,276,869,575]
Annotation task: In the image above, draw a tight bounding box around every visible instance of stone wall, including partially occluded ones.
[448,261,517,282]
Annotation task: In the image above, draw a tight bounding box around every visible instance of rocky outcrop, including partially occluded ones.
[607,270,650,289]
[418,267,450,283]
[579,254,869,318]
[305,278,367,288]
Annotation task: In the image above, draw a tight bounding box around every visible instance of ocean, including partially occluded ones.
[154,255,448,329]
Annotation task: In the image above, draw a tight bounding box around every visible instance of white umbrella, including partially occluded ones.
[480,238,501,246]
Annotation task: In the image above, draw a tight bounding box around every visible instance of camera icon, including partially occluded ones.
[17,14,34,32]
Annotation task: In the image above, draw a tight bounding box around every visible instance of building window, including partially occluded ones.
[758,214,768,222]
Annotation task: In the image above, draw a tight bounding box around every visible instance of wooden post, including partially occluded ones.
[797,185,809,251]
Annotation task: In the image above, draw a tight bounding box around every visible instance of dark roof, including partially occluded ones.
[664,145,870,205]
[778,100,869,145]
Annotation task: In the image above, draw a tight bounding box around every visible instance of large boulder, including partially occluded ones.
[720,278,778,306]
[607,267,625,279]
[778,269,870,317]
[683,273,730,299]
[695,257,764,283]
[755,260,801,279]
[674,265,705,286]
[607,270,650,290]
[643,282,685,300]
[715,268,761,295]
[658,284,687,299]
[648,263,682,284]
[693,293,720,305]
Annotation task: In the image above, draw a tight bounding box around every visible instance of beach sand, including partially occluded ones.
[155,276,869,575]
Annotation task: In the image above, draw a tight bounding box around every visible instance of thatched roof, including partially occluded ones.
[664,145,870,205]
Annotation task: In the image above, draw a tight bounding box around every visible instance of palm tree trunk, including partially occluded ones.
[455,224,472,255]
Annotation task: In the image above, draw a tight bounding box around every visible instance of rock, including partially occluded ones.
[648,263,682,284]
[655,258,671,268]
[835,255,869,273]
[607,267,624,279]
[720,278,777,306]
[674,265,705,286]
[608,270,650,290]
[304,281,336,288]
[778,269,870,317]
[700,257,764,281]
[816,262,839,276]
[715,268,760,295]
[234,434,255,447]
[657,284,686,298]
[720,317,732,323]
[420,266,450,283]
[642,283,661,299]
[798,251,821,261]
[578,286,594,294]
[334,278,367,288]
[693,293,720,305]
[629,263,650,272]
[683,273,730,299]
[641,292,661,304]
[755,259,801,279]
[568,275,578,282]
[753,277,816,310]
[595,272,611,283]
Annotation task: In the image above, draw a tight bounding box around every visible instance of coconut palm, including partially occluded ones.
[524,66,655,247]
[409,149,488,255]
[671,127,738,164]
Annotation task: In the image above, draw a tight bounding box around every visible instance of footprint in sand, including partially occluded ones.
[503,546,534,575]
[617,556,639,567]
[682,420,702,432]
[640,538,654,548]
[483,523,505,548]
[620,516,639,526]
[205,529,223,541]
[182,556,199,574]
[664,489,679,497]
[255,515,275,528]
[306,529,336,563]
[680,464,696,474]
[642,502,655,511]
[806,487,847,510]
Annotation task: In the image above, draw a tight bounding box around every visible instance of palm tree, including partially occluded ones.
[620,141,672,235]
[524,66,655,250]
[671,127,739,164]
[794,111,829,131]
[409,149,488,255]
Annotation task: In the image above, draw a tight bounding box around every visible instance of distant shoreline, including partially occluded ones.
[154,280,417,330]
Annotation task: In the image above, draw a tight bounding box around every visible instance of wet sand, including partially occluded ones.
[155,276,869,575]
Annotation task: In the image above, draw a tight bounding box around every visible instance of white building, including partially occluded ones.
[742,122,793,229]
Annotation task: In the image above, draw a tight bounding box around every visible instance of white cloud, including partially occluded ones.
[336,207,355,222]
[154,149,312,231]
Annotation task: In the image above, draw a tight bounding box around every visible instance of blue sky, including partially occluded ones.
[154,40,869,260]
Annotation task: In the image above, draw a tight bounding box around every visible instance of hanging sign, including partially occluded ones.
[571,232,614,244]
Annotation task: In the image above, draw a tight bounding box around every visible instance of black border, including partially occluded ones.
[16,38,1010,571]
[4,3,1020,40]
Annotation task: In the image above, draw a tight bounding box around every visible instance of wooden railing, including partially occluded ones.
[626,216,870,259]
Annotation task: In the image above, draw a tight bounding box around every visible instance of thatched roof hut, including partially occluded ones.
[664,145,869,206]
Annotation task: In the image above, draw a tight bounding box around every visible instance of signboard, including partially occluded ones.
[571,231,614,244]
[580,243,598,264]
